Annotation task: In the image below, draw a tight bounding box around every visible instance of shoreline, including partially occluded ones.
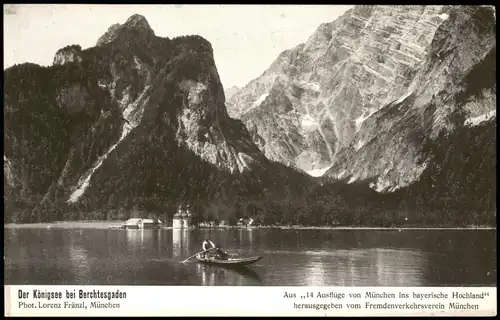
[3,221,496,230]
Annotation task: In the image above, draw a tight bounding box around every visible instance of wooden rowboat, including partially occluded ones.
[196,254,262,267]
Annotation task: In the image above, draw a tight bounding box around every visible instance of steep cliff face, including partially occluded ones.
[4,15,313,222]
[325,6,496,193]
[228,5,496,192]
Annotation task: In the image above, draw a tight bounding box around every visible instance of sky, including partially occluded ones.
[3,4,352,88]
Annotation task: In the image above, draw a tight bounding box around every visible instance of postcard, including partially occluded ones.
[4,4,497,317]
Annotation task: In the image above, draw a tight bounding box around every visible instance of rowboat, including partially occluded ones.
[196,254,262,267]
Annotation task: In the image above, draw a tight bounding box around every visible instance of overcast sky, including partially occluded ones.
[4,4,352,88]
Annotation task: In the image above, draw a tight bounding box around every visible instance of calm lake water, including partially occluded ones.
[4,228,496,286]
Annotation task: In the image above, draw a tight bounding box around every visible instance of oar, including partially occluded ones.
[181,247,217,263]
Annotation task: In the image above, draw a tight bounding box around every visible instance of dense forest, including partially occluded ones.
[4,85,495,227]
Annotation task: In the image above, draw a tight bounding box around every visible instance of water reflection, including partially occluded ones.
[126,229,142,252]
[196,263,214,286]
[248,228,254,246]
[345,248,425,286]
[155,230,162,257]
[304,260,326,286]
[125,229,160,253]
[275,247,427,286]
[68,243,91,284]
[195,263,262,286]
[172,229,191,259]
[4,228,496,286]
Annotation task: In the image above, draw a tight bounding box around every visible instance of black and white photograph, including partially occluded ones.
[3,3,496,298]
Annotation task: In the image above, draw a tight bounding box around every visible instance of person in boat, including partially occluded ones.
[202,238,216,251]
[201,238,228,260]
[214,245,229,260]
[201,238,216,258]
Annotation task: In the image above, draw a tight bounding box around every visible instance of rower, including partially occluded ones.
[202,238,216,258]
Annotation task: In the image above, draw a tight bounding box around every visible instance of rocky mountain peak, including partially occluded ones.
[123,14,152,31]
[96,14,155,46]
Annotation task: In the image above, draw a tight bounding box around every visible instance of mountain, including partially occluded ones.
[224,85,241,101]
[227,5,496,194]
[4,9,495,227]
[4,14,314,223]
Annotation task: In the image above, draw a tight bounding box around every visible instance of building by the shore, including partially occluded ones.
[237,217,254,227]
[122,218,162,229]
[173,204,195,229]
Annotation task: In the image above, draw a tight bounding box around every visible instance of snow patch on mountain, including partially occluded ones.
[438,13,449,20]
[355,139,365,151]
[347,175,358,184]
[306,82,321,92]
[68,84,151,203]
[253,92,269,107]
[235,92,270,116]
[464,110,496,127]
[336,170,347,180]
[301,114,318,128]
[306,165,332,177]
[392,91,413,105]
[237,152,253,173]
[354,108,378,132]
[67,122,132,203]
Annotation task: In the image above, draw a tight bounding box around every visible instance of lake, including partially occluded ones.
[4,227,496,286]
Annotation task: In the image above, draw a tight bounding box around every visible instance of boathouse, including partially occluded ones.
[122,218,162,229]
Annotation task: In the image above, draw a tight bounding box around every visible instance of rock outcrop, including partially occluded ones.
[53,45,83,65]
